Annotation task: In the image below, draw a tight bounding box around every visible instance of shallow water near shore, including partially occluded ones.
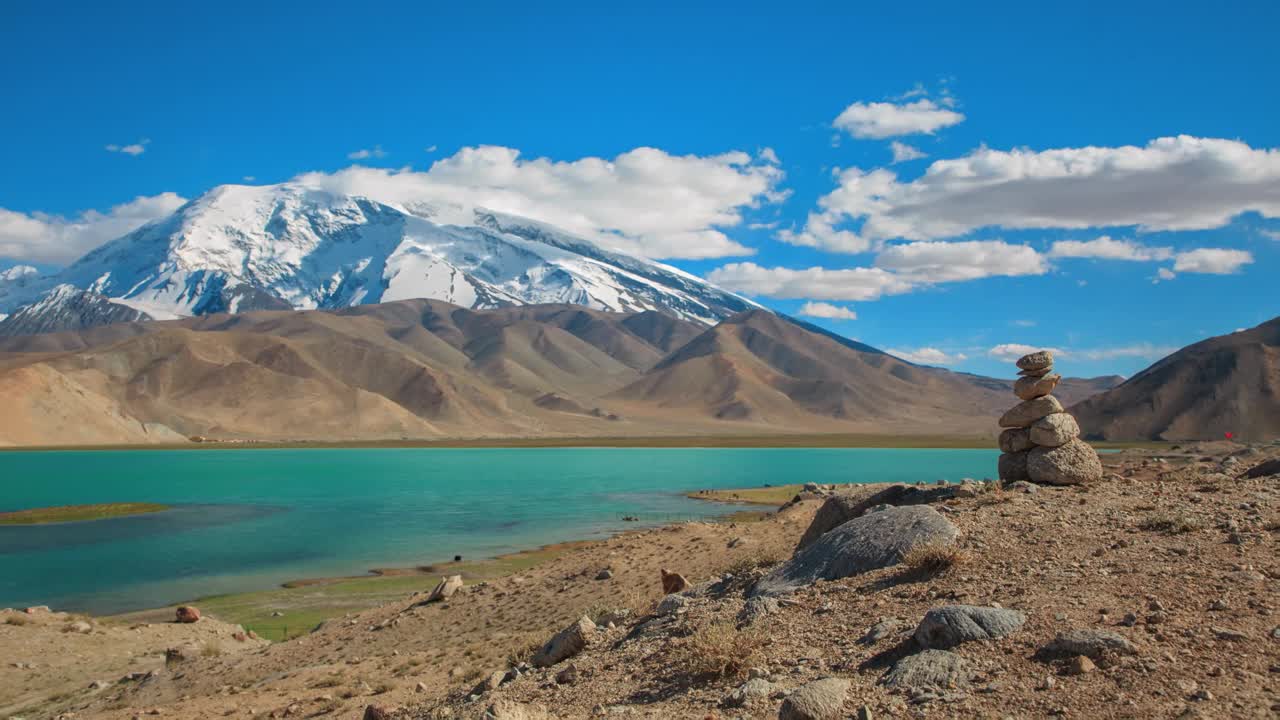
[0,447,999,614]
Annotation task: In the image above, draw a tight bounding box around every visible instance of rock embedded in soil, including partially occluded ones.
[426,574,463,603]
[999,428,1034,454]
[484,700,553,719]
[796,485,964,550]
[174,606,200,624]
[1016,350,1054,371]
[722,677,774,708]
[1240,457,1280,478]
[752,505,958,597]
[998,451,1031,481]
[531,615,595,667]
[880,649,969,691]
[778,677,850,720]
[913,605,1027,649]
[999,395,1064,428]
[1027,439,1104,485]
[738,596,779,626]
[1029,413,1081,448]
[1041,629,1137,659]
[1013,373,1061,401]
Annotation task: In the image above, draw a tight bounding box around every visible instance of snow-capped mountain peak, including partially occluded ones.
[0,183,758,331]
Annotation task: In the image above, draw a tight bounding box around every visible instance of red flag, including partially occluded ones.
[1224,431,1234,440]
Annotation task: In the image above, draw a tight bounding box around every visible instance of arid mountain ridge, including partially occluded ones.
[0,299,1127,446]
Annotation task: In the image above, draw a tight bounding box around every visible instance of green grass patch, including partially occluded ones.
[0,502,169,525]
[118,543,576,642]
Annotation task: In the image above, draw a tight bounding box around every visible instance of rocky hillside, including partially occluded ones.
[0,300,1119,446]
[1071,317,1280,441]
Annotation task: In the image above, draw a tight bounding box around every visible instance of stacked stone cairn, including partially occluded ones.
[997,350,1103,485]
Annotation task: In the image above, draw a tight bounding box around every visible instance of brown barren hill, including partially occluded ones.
[1071,316,1280,441]
[611,310,1018,433]
[0,300,1125,446]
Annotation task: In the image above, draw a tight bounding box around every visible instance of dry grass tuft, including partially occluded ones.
[506,637,544,667]
[200,640,224,657]
[901,542,969,578]
[1140,513,1202,534]
[4,614,32,626]
[670,621,765,680]
[724,552,783,577]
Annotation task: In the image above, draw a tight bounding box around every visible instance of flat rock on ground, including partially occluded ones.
[796,485,963,550]
[778,677,850,720]
[913,605,1026,649]
[880,649,969,691]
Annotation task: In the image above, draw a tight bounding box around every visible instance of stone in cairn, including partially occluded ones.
[997,350,1102,485]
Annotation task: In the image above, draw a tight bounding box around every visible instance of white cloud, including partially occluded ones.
[796,301,857,320]
[794,136,1280,246]
[297,145,785,260]
[1012,319,1037,327]
[706,263,913,301]
[710,240,1045,302]
[833,99,965,139]
[1073,344,1179,361]
[1049,236,1172,261]
[1172,248,1254,274]
[105,138,150,156]
[1263,229,1280,241]
[347,145,388,160]
[243,175,256,182]
[987,342,1175,363]
[874,240,1047,282]
[987,343,1065,362]
[0,193,187,264]
[1154,267,1177,282]
[424,145,438,153]
[890,141,928,164]
[778,212,872,253]
[887,347,967,366]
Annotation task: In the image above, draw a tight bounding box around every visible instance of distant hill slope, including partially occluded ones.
[1071,317,1280,441]
[0,300,1119,446]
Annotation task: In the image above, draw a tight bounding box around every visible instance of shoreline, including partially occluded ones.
[0,433,1167,452]
[104,489,786,639]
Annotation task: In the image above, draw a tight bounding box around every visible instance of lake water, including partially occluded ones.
[0,447,999,614]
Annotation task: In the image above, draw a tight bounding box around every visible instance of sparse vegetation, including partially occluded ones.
[901,541,969,578]
[4,614,31,626]
[506,637,544,667]
[670,622,765,680]
[200,640,224,657]
[724,552,783,577]
[1140,513,1203,534]
[0,502,169,525]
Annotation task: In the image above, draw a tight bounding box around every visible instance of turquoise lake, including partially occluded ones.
[0,447,1000,614]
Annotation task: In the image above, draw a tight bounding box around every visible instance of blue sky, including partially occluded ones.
[1,1,1277,378]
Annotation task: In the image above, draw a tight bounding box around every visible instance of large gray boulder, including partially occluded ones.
[880,649,968,691]
[1027,439,1103,485]
[999,395,1064,428]
[913,605,1026,649]
[778,677,849,720]
[998,451,1030,481]
[796,485,961,551]
[753,506,958,597]
[1029,413,1080,447]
